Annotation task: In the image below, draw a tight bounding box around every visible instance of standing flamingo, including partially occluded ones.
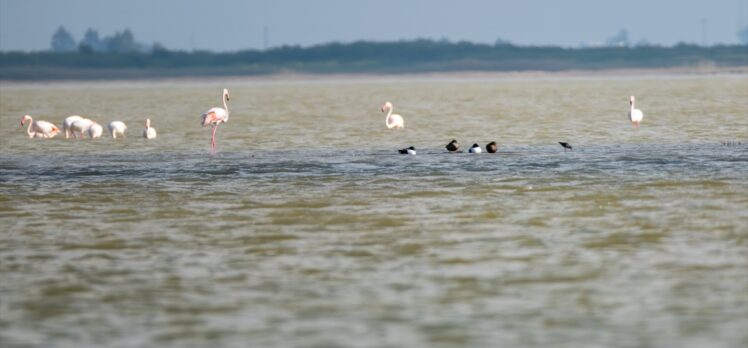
[88,122,103,138]
[381,101,404,129]
[201,88,230,154]
[108,121,127,139]
[20,115,59,138]
[62,115,84,138]
[143,118,157,139]
[628,96,644,127]
[70,118,94,138]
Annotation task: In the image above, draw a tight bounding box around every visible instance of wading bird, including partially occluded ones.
[559,142,572,151]
[62,115,84,138]
[88,122,103,138]
[108,121,127,139]
[143,118,157,139]
[70,118,94,138]
[381,101,404,129]
[201,89,230,154]
[20,115,59,138]
[628,95,644,127]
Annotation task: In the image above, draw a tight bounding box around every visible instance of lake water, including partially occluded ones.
[1,74,747,347]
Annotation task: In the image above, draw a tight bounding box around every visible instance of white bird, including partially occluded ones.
[70,118,94,138]
[88,122,103,138]
[20,115,59,138]
[108,121,127,139]
[468,143,482,153]
[143,118,157,139]
[381,101,404,129]
[628,95,644,127]
[201,88,230,154]
[62,115,84,138]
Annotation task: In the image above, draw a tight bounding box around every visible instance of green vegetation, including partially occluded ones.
[1,39,746,80]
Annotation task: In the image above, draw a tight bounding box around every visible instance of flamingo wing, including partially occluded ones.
[201,108,228,126]
[35,121,59,137]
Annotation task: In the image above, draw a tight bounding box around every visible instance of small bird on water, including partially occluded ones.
[559,142,572,151]
[486,141,498,153]
[398,146,416,155]
[468,143,482,153]
[446,140,460,152]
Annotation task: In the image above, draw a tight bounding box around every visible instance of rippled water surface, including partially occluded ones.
[1,75,747,347]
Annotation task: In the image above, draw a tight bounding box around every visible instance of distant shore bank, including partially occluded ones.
[1,65,746,85]
[2,40,746,81]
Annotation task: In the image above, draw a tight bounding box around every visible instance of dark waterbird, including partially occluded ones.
[398,146,416,155]
[486,141,498,153]
[468,143,482,153]
[559,142,572,151]
[446,140,460,152]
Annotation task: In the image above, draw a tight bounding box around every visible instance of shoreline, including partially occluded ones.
[1,66,746,86]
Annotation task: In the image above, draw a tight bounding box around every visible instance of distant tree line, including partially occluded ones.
[50,26,153,54]
[2,36,747,79]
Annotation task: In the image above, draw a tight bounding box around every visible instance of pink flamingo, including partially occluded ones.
[62,115,84,138]
[628,96,644,127]
[108,121,127,139]
[381,101,404,129]
[20,115,59,138]
[143,118,157,139]
[200,88,230,154]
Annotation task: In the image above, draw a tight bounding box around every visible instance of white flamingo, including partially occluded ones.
[62,115,84,138]
[70,118,94,138]
[20,115,59,138]
[201,88,230,154]
[628,96,644,127]
[88,122,103,138]
[108,121,127,139]
[143,118,157,139]
[381,101,404,129]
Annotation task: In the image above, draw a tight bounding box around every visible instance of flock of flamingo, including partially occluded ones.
[18,88,644,155]
[19,88,231,154]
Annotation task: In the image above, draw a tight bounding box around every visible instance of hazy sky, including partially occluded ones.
[1,0,747,52]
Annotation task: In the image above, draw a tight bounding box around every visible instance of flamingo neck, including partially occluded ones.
[385,106,392,126]
[25,118,34,137]
[223,93,229,115]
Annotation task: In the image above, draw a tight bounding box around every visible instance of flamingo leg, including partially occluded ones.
[211,124,219,154]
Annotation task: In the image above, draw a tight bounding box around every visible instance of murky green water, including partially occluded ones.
[1,74,747,347]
